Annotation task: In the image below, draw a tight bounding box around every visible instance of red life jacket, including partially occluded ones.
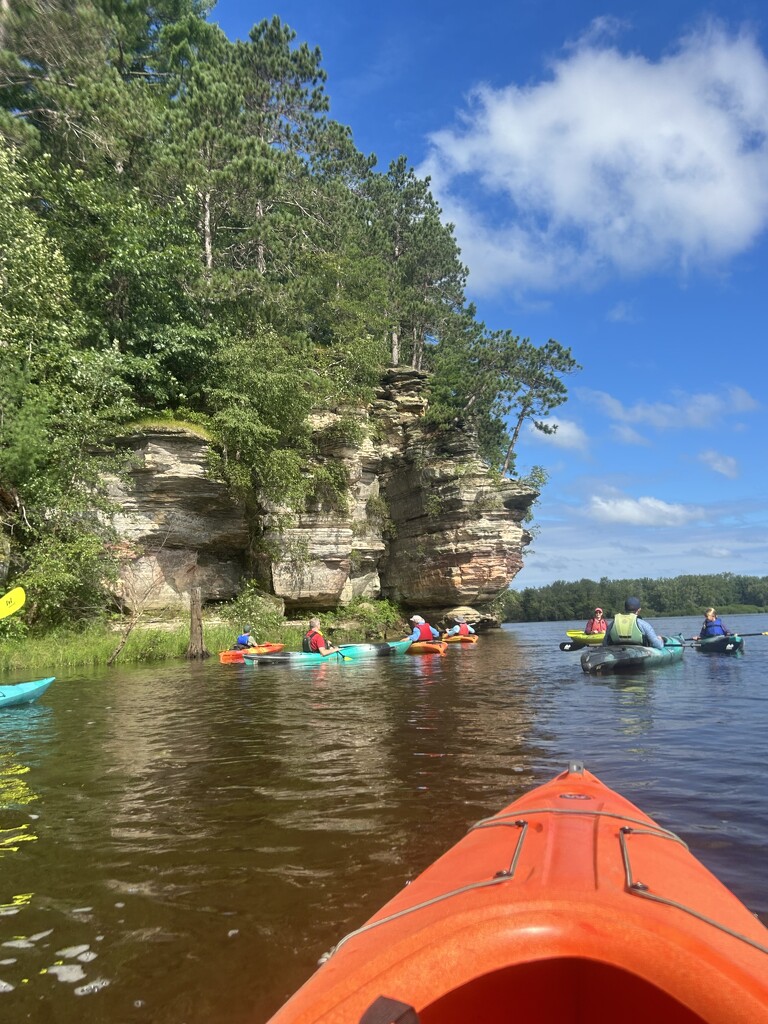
[458,623,470,635]
[303,629,322,653]
[415,623,433,641]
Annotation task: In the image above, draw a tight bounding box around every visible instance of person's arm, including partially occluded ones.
[445,625,458,636]
[639,619,664,650]
[430,625,440,639]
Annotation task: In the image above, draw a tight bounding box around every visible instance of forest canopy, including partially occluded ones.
[0,1,579,623]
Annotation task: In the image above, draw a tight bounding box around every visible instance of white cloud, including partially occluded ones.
[698,449,739,478]
[580,385,759,430]
[421,21,768,294]
[527,418,588,449]
[606,301,638,323]
[611,424,650,445]
[587,494,705,526]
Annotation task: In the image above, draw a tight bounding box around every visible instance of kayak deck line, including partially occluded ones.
[319,804,768,967]
[618,826,768,958]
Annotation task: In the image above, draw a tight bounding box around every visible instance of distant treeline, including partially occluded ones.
[500,574,768,622]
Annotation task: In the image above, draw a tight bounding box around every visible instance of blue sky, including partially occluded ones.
[210,0,768,589]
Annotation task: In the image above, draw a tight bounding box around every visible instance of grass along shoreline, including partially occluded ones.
[0,601,409,672]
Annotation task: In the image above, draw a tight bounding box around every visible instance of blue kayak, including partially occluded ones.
[243,639,412,665]
[0,677,55,708]
[580,636,684,674]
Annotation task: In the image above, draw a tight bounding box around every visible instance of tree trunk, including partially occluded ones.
[186,587,210,659]
[199,190,213,271]
[391,327,400,366]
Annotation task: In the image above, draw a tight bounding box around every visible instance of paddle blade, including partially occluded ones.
[559,640,584,652]
[0,587,25,620]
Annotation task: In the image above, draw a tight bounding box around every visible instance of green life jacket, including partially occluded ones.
[608,613,644,645]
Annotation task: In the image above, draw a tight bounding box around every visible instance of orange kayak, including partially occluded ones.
[442,633,479,644]
[218,643,285,664]
[407,641,448,655]
[266,763,768,1023]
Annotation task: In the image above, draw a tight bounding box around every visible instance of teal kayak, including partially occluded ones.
[0,677,55,708]
[243,639,412,665]
[580,635,684,674]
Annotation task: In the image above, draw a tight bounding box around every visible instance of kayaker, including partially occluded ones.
[584,607,607,634]
[693,608,732,640]
[444,615,476,637]
[303,618,342,656]
[234,627,258,650]
[407,614,440,642]
[603,597,664,649]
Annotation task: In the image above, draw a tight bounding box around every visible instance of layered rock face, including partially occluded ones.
[259,368,537,619]
[109,371,537,615]
[106,429,249,612]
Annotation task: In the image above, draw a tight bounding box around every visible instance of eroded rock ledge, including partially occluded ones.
[109,369,538,619]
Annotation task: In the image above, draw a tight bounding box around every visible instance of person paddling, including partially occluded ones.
[234,627,258,650]
[406,615,440,642]
[693,608,732,641]
[444,615,476,638]
[584,607,607,634]
[303,618,341,656]
[603,597,664,649]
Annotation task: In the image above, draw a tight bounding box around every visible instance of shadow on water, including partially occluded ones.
[0,618,765,1021]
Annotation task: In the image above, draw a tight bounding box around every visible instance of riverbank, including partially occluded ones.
[0,598,408,672]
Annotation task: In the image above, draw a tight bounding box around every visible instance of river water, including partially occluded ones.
[1,616,767,1023]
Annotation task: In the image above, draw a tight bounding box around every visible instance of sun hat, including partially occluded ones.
[410,615,425,624]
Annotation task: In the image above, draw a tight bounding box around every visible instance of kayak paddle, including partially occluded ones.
[686,632,768,640]
[559,640,587,652]
[0,586,26,620]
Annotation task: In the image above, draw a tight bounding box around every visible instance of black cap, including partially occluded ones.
[624,597,641,612]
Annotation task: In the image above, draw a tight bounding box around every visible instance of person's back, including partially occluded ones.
[604,598,664,650]
[408,615,440,641]
[606,613,645,645]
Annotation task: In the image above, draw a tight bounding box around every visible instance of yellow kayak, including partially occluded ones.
[565,629,605,646]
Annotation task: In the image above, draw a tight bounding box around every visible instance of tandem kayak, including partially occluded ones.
[266,762,768,1024]
[580,634,685,674]
[0,677,54,708]
[694,634,744,655]
[243,640,413,665]
[219,644,285,664]
[442,634,479,644]
[408,641,448,655]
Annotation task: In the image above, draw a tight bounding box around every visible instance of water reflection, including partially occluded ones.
[0,621,764,1021]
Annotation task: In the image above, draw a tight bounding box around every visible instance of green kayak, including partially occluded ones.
[243,639,412,665]
[693,634,744,654]
[580,635,685,674]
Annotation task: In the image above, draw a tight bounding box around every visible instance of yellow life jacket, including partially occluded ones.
[608,612,644,645]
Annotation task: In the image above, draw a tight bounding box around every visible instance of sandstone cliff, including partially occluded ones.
[108,369,538,619]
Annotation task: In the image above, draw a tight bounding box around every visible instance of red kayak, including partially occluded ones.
[266,763,768,1023]
[219,643,284,664]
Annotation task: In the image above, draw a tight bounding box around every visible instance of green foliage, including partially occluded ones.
[224,581,287,640]
[0,4,577,629]
[500,572,768,622]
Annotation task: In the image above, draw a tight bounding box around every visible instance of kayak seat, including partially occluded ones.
[420,959,708,1023]
[360,996,419,1023]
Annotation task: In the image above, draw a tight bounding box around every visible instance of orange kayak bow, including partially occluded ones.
[267,762,768,1024]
